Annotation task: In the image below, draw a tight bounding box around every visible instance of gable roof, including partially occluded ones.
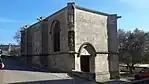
[21,2,121,32]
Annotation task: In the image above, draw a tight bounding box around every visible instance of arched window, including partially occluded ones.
[51,20,60,52]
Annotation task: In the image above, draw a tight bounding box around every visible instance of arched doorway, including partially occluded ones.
[78,42,96,72]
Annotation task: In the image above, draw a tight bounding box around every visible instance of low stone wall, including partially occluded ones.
[130,78,149,84]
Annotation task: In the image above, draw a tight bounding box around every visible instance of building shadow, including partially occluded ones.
[1,57,73,73]
[6,79,77,84]
[6,79,99,84]
[0,57,44,72]
[67,72,131,84]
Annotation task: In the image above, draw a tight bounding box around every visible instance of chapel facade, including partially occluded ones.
[21,2,121,81]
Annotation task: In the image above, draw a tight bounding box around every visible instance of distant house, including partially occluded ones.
[0,44,20,55]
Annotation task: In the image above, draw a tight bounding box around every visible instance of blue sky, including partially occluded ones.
[0,0,149,44]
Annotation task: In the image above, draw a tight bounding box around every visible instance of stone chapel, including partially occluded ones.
[21,2,121,81]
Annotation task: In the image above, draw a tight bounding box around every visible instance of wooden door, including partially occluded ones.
[81,56,90,72]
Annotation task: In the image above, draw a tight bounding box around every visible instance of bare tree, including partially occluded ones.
[13,29,21,44]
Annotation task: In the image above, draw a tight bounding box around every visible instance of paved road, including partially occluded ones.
[0,58,97,84]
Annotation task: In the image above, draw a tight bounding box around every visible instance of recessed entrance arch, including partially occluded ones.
[78,42,96,72]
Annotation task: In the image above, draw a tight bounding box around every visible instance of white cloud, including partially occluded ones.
[0,18,19,23]
[119,0,149,9]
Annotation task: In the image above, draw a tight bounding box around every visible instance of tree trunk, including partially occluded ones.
[129,67,133,73]
[127,64,133,73]
[129,64,134,73]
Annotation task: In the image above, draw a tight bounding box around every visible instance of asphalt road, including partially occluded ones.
[0,58,97,84]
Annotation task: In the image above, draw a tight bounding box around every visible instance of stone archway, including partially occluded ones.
[78,42,96,72]
[50,20,61,52]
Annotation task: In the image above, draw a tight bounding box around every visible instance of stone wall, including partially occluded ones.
[107,15,119,79]
[47,7,68,53]
[45,7,74,71]
[74,7,119,81]
[21,29,26,65]
[30,23,42,66]
[24,7,74,72]
[41,20,49,67]
[74,8,109,73]
[20,30,25,55]
[26,27,33,65]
